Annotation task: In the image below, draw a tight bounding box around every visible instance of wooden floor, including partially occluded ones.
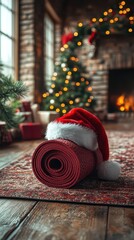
[0,123,134,240]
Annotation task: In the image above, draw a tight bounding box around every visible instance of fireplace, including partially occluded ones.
[108,68,134,114]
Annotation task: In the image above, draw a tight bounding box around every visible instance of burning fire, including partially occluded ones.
[116,95,134,111]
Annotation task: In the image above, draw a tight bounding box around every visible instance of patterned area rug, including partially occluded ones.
[0,131,134,206]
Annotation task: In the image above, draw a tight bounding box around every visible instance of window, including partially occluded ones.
[0,0,17,78]
[44,13,54,89]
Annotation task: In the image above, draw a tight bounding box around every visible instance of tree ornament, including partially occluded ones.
[88,28,97,44]
[61,32,74,45]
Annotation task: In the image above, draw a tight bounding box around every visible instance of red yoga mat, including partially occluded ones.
[32,139,102,188]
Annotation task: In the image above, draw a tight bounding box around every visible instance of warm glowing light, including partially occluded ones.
[121,1,126,6]
[128,28,133,32]
[65,80,69,84]
[52,76,56,80]
[129,16,134,21]
[77,41,82,46]
[81,77,85,81]
[108,9,113,13]
[62,109,67,114]
[63,87,68,91]
[70,56,76,61]
[88,98,92,103]
[114,17,119,21]
[104,11,108,16]
[61,103,65,107]
[116,95,134,111]
[51,84,55,88]
[55,93,59,97]
[59,91,62,95]
[78,22,83,27]
[119,5,123,9]
[53,72,57,76]
[99,18,103,22]
[66,75,71,79]
[86,81,89,85]
[60,47,65,52]
[50,105,54,110]
[69,100,74,105]
[76,82,80,86]
[75,98,80,103]
[92,18,97,22]
[75,58,79,62]
[110,19,114,24]
[68,71,72,75]
[126,8,130,12]
[43,93,47,98]
[119,10,123,14]
[87,87,92,91]
[123,10,127,14]
[73,67,78,72]
[64,44,68,49]
[63,67,67,72]
[105,30,110,35]
[74,32,78,36]
[56,108,60,113]
[120,106,125,111]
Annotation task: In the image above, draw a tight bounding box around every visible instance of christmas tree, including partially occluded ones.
[0,65,27,128]
[42,32,96,115]
[42,1,134,115]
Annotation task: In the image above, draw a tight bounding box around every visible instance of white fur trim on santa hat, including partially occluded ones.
[97,160,121,180]
[46,122,98,151]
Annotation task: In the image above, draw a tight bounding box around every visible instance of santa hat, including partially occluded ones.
[46,108,121,180]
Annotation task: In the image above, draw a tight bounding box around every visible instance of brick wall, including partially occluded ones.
[19,0,61,103]
[19,0,35,102]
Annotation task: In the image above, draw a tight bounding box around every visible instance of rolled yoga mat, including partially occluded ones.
[32,139,103,188]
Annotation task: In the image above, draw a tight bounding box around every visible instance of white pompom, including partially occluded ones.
[97,160,121,181]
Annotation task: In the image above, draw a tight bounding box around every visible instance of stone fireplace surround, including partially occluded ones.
[82,35,134,116]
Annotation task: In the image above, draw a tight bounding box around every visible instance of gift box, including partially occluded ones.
[19,122,42,140]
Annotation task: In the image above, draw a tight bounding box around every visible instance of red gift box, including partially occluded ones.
[19,123,42,140]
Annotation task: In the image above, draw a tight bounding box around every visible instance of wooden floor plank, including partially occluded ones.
[0,199,36,240]
[8,202,108,240]
[107,207,134,240]
[0,140,42,169]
